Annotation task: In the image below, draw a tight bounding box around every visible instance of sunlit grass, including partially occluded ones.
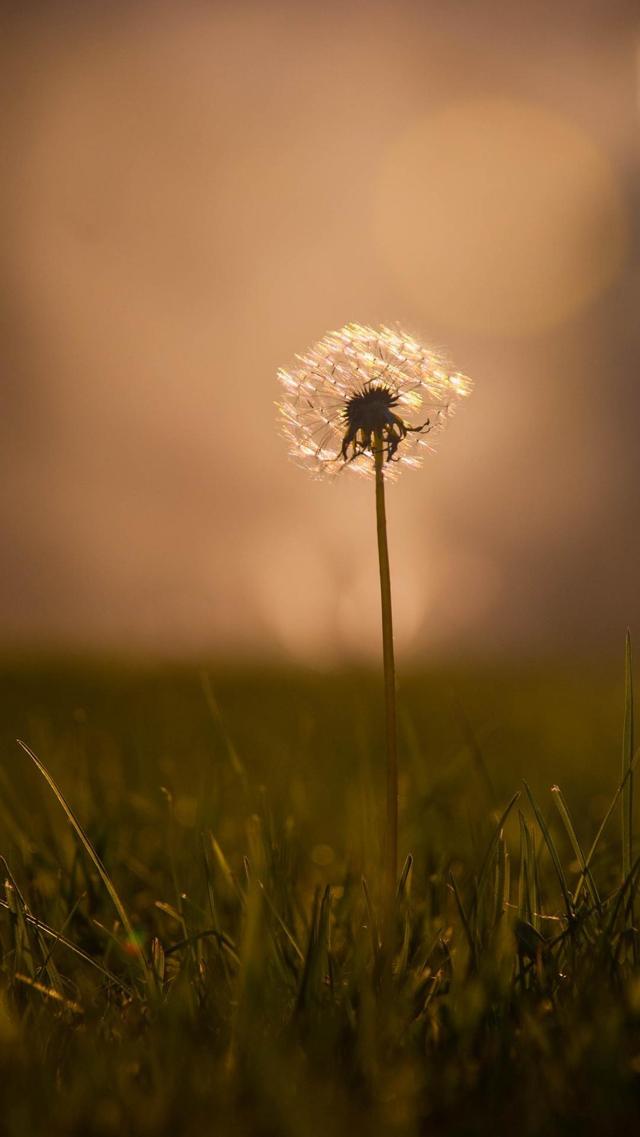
[0,654,638,1135]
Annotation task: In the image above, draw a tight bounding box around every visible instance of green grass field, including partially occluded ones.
[0,655,638,1136]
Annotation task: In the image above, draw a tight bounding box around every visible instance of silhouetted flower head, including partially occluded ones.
[277,323,472,479]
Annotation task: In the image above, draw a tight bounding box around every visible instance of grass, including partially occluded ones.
[0,654,638,1136]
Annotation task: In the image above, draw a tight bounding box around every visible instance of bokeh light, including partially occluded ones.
[373,98,629,335]
[1,3,638,659]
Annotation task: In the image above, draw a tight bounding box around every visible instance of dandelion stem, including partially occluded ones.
[374,433,398,918]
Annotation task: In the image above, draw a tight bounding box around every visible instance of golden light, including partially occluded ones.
[337,559,427,657]
[373,98,629,336]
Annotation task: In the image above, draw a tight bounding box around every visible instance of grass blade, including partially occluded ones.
[0,897,131,994]
[397,853,413,899]
[200,672,247,784]
[574,748,640,905]
[551,785,601,909]
[471,791,520,923]
[448,872,477,970]
[296,884,332,1012]
[621,632,635,883]
[523,781,574,921]
[16,739,154,992]
[518,812,538,929]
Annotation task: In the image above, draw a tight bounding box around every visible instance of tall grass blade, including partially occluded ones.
[574,749,640,905]
[605,852,640,945]
[551,785,601,909]
[621,632,635,884]
[493,833,508,928]
[206,830,245,904]
[448,872,477,969]
[518,812,538,930]
[16,739,154,991]
[201,837,232,985]
[397,853,413,899]
[523,781,574,921]
[263,885,304,958]
[470,791,520,923]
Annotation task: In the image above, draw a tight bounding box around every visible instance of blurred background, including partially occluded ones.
[2,0,639,664]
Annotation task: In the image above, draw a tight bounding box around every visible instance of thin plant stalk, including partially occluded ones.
[374,431,398,915]
[277,323,473,947]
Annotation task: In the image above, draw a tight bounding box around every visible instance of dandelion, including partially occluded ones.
[277,323,472,932]
[278,322,471,480]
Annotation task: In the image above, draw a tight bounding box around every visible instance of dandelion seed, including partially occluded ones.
[277,322,471,480]
[276,322,473,951]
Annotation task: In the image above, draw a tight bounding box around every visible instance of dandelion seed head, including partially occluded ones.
[277,323,472,479]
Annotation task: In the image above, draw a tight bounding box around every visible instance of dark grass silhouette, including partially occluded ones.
[0,650,637,1137]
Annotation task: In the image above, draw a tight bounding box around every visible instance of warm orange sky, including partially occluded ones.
[2,1,639,660]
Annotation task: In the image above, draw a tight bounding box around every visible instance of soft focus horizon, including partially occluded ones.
[2,0,639,663]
